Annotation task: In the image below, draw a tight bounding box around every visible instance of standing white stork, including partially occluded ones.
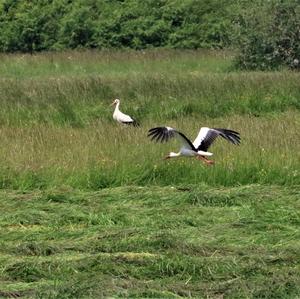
[111,99,139,126]
[148,126,240,165]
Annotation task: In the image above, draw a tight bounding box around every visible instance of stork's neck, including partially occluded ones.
[169,152,181,158]
[114,102,120,113]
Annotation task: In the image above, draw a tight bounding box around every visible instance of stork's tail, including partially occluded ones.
[132,119,140,127]
[215,128,240,145]
[123,119,140,127]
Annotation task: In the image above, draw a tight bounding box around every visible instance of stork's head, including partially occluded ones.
[110,99,120,106]
[164,152,180,160]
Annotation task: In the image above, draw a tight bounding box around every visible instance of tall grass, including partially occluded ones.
[0,112,298,189]
[0,50,299,189]
[0,71,299,126]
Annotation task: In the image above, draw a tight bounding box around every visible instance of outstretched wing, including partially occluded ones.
[148,126,196,150]
[193,127,240,152]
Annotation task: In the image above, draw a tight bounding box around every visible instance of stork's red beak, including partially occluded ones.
[110,101,116,106]
[163,155,170,160]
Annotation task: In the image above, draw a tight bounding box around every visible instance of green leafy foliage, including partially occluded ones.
[0,0,299,70]
[0,0,235,51]
[233,0,300,70]
[0,0,70,52]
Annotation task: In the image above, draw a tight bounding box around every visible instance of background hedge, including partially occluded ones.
[0,0,299,70]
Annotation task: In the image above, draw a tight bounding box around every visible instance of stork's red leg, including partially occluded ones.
[196,155,214,165]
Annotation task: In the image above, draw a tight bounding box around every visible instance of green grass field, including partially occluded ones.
[1,185,300,298]
[0,50,299,298]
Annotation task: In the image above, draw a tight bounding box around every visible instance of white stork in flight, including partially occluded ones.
[111,99,139,126]
[148,126,240,165]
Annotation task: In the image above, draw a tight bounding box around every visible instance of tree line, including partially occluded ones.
[0,0,299,70]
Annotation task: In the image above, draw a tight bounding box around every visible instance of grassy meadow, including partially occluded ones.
[0,50,299,189]
[0,50,299,298]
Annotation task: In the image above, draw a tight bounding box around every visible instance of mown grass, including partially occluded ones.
[0,185,299,298]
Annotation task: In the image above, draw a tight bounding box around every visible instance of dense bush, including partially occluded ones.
[0,0,235,52]
[233,0,300,70]
[0,0,68,52]
[0,0,299,70]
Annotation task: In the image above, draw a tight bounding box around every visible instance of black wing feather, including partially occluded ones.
[148,127,172,143]
[148,127,196,150]
[197,128,240,151]
[197,130,219,151]
[214,128,241,145]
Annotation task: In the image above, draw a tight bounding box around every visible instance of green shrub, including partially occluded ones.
[234,0,300,70]
[0,0,235,52]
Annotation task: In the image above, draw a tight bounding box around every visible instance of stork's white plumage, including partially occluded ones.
[111,99,139,126]
[148,126,240,165]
